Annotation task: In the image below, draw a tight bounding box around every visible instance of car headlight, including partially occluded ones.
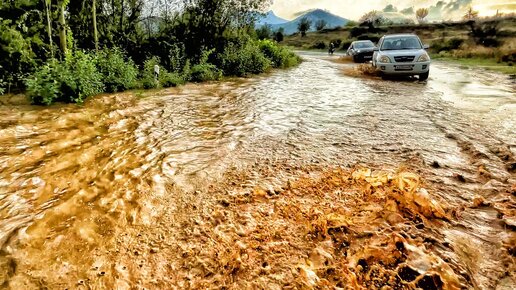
[356,50,361,53]
[378,55,391,63]
[417,53,430,62]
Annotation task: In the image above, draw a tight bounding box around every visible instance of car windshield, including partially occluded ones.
[354,42,374,49]
[381,36,422,50]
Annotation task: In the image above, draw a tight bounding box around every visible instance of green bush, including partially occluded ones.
[61,51,104,103]
[25,60,60,105]
[26,51,104,105]
[431,37,464,53]
[189,49,222,82]
[96,48,138,93]
[219,41,271,76]
[160,72,185,87]
[258,39,301,69]
[341,40,353,50]
[190,63,222,82]
[311,41,326,49]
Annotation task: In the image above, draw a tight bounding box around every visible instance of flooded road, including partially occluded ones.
[0,52,515,289]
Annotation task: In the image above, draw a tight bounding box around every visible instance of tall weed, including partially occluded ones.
[96,48,138,93]
[219,41,271,76]
[26,51,103,105]
[258,39,301,68]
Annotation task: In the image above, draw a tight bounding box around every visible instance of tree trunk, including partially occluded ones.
[45,0,54,58]
[59,3,67,54]
[93,0,98,51]
[120,0,124,33]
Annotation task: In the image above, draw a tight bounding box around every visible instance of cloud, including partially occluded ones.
[270,0,514,21]
[426,0,473,20]
[293,8,317,17]
[400,7,414,15]
[383,4,397,12]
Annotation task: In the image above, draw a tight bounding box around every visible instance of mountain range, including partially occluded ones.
[257,9,349,35]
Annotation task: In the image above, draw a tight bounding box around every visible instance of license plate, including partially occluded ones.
[395,65,413,70]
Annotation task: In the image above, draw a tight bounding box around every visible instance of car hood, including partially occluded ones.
[379,49,426,56]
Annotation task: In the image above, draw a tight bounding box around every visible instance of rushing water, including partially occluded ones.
[0,53,514,289]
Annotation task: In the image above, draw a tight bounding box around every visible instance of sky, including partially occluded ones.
[270,0,516,20]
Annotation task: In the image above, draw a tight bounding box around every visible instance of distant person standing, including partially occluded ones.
[154,64,160,81]
[329,42,335,55]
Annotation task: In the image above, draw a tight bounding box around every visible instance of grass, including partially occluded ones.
[432,55,516,74]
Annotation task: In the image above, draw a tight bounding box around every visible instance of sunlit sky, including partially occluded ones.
[270,0,516,20]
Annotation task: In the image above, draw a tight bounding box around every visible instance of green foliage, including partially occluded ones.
[341,40,353,50]
[258,39,301,69]
[189,48,221,81]
[26,51,104,105]
[468,21,501,47]
[346,21,358,27]
[168,43,187,73]
[141,56,187,89]
[96,48,138,92]
[219,41,271,76]
[160,72,185,87]
[431,38,465,53]
[316,19,327,31]
[256,24,272,40]
[63,51,104,103]
[311,41,326,49]
[0,18,39,91]
[25,60,60,105]
[3,0,300,103]
[298,17,312,37]
[190,63,223,82]
[273,30,284,42]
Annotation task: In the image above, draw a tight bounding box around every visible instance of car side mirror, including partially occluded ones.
[423,44,430,49]
[373,47,379,51]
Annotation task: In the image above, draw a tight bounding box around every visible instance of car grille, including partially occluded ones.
[394,56,415,62]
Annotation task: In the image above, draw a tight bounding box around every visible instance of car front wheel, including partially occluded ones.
[419,71,429,81]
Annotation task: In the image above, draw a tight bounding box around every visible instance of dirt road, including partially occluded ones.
[0,52,514,289]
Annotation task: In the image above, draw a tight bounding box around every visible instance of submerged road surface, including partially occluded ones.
[0,52,515,289]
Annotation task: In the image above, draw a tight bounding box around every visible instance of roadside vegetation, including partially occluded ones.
[278,8,515,74]
[0,1,300,105]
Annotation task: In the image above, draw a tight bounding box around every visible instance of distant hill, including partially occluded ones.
[270,9,349,35]
[256,11,288,26]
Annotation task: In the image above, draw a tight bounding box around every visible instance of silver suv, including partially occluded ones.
[372,34,430,80]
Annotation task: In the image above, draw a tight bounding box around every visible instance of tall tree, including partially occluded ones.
[359,10,383,28]
[297,17,311,37]
[44,0,54,57]
[315,19,327,31]
[93,0,98,51]
[58,0,70,53]
[463,7,479,21]
[416,8,429,24]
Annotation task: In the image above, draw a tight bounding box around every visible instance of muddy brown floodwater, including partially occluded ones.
[0,52,515,289]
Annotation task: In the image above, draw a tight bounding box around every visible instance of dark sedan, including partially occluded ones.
[347,40,375,63]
